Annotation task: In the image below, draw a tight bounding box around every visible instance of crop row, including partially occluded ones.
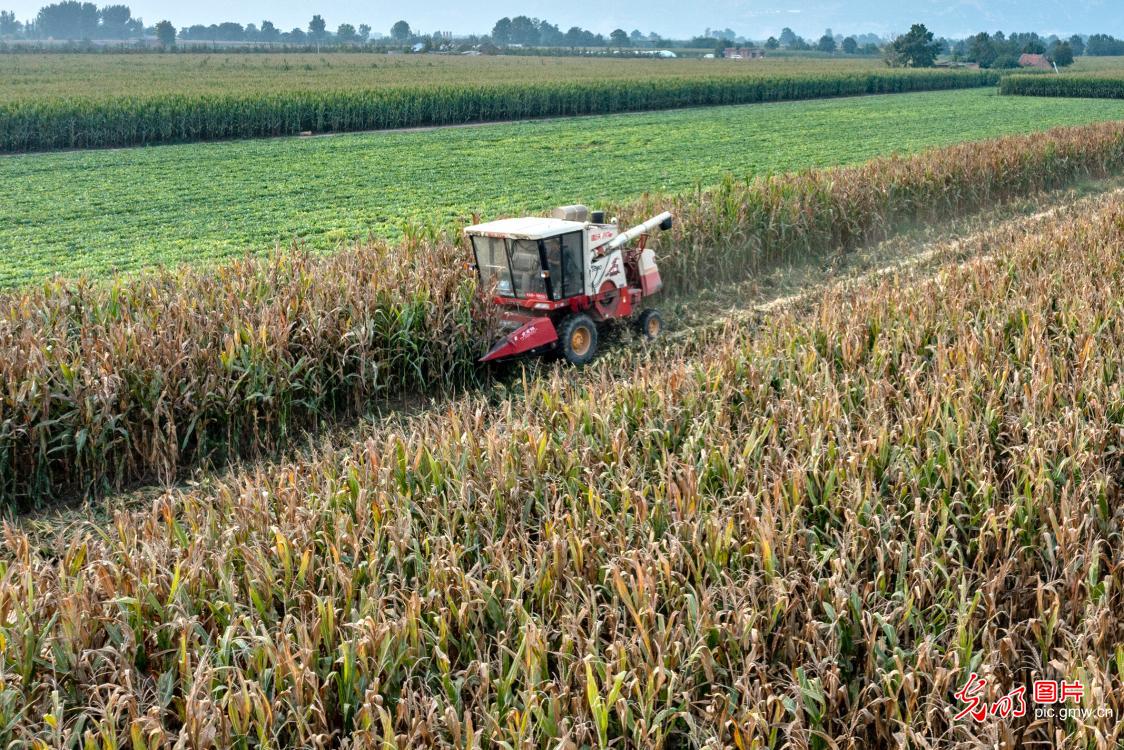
[14,88,1124,288]
[0,53,888,103]
[1000,73,1124,98]
[0,70,999,152]
[4,120,1124,508]
[2,192,1122,746]
[1,121,1123,509]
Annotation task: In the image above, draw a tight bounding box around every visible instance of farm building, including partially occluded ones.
[724,47,766,60]
[1018,53,1052,70]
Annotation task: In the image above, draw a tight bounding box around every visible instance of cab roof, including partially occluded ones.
[464,216,587,240]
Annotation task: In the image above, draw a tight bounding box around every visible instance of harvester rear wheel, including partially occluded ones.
[558,313,598,366]
[637,309,663,340]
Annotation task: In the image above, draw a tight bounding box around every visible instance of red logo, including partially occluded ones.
[953,674,1027,721]
[954,673,990,722]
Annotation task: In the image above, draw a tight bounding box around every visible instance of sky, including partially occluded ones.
[4,0,1123,39]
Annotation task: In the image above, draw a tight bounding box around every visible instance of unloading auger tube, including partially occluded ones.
[603,211,674,253]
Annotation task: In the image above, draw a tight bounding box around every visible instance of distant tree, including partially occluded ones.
[244,22,258,40]
[1051,41,1074,67]
[629,28,642,42]
[491,17,510,44]
[259,20,279,42]
[561,26,603,47]
[37,2,99,39]
[285,27,306,43]
[390,20,411,42]
[967,32,997,67]
[1022,37,1046,54]
[508,15,538,45]
[98,4,130,38]
[764,36,779,49]
[563,25,584,47]
[991,54,1020,69]
[215,22,243,41]
[154,18,174,47]
[0,10,22,36]
[841,36,857,54]
[817,32,836,53]
[778,27,797,47]
[1086,34,1124,56]
[861,42,880,55]
[610,28,629,47]
[336,23,357,43]
[357,23,370,41]
[308,14,325,46]
[885,23,940,67]
[1068,34,1085,56]
[538,20,563,46]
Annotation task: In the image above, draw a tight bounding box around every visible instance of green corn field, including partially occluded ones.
[1001,73,1124,98]
[0,187,1121,746]
[0,69,999,152]
[1,121,1123,509]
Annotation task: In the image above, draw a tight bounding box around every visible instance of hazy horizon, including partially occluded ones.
[2,0,1122,39]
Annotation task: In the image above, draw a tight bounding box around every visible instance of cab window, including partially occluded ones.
[507,239,547,297]
[560,232,584,297]
[542,232,584,299]
[471,236,513,297]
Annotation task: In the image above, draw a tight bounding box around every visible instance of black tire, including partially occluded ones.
[637,309,663,340]
[558,313,598,366]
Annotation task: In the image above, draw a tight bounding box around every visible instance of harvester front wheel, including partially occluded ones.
[637,309,663,340]
[558,313,598,366]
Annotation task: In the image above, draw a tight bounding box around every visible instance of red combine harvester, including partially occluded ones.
[465,204,673,365]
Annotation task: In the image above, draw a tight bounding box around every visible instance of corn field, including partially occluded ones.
[1001,73,1124,98]
[2,121,1124,509]
[0,237,491,507]
[621,121,1124,296]
[1,190,1122,747]
[0,70,999,152]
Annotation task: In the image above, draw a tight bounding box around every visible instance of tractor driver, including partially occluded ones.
[543,236,563,299]
[544,234,582,299]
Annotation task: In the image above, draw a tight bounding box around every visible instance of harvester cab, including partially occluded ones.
[465,204,673,365]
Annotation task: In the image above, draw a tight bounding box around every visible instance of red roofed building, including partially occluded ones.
[1018,53,1052,70]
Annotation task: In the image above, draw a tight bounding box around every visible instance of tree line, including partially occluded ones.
[954,31,1083,68]
[760,27,884,55]
[1,3,143,39]
[0,3,1120,66]
[0,3,396,45]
